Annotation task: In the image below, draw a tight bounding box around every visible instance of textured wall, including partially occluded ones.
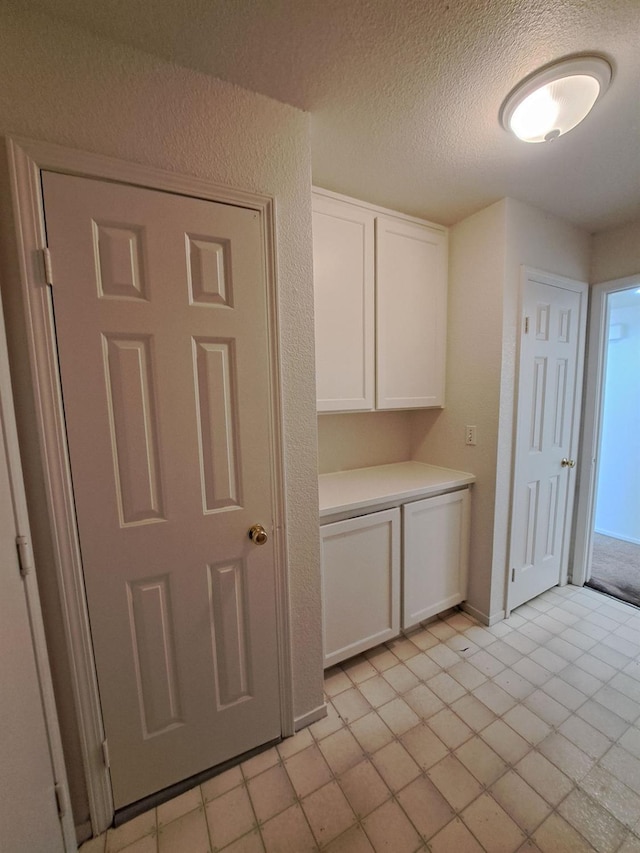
[591,219,640,283]
[0,5,323,829]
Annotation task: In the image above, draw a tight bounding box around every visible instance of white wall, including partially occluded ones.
[592,219,640,284]
[0,6,323,830]
[412,198,590,622]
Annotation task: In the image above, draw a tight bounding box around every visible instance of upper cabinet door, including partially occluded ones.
[376,216,447,409]
[312,195,375,412]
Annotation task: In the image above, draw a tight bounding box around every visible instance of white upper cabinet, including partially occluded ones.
[376,216,447,409]
[312,194,375,412]
[312,188,447,412]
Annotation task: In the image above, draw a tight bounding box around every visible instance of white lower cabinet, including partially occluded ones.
[402,489,470,630]
[320,508,400,668]
[320,488,470,667]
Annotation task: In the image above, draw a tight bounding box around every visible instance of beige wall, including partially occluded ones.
[591,218,640,283]
[0,6,323,829]
[317,411,413,473]
[412,198,591,622]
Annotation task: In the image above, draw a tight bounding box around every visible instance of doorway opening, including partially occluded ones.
[584,283,640,607]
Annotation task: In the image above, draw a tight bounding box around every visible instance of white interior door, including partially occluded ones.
[41,171,282,809]
[509,269,587,611]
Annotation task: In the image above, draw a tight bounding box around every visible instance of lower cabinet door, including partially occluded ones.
[321,508,400,668]
[403,489,470,630]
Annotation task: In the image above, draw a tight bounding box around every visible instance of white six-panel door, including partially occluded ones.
[41,171,281,808]
[509,269,587,611]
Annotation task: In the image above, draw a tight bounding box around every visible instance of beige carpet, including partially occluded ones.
[586,532,640,608]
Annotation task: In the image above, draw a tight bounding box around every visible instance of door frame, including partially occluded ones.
[572,273,640,587]
[506,266,588,614]
[6,136,294,834]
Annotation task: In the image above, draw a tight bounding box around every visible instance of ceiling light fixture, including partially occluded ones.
[500,55,612,143]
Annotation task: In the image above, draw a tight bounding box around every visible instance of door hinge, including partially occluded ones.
[511,568,516,582]
[40,247,54,286]
[16,534,34,577]
[524,316,530,334]
[102,739,110,769]
[54,782,68,819]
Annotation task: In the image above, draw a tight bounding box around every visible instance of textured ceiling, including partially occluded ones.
[15,0,640,231]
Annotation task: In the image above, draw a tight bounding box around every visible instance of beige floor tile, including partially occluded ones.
[619,726,640,759]
[465,625,499,648]
[493,668,535,700]
[472,681,517,715]
[370,739,421,792]
[337,758,390,818]
[357,674,397,708]
[377,696,420,735]
[365,646,400,672]
[468,648,506,677]
[309,702,344,741]
[558,715,612,759]
[577,699,628,739]
[595,685,640,723]
[427,619,459,641]
[118,836,156,853]
[545,636,583,663]
[79,836,107,853]
[361,798,422,853]
[158,807,210,853]
[206,785,255,849]
[445,611,476,632]
[581,765,640,828]
[318,727,365,775]
[523,688,572,726]
[203,764,244,798]
[427,707,473,749]
[427,671,467,703]
[277,727,313,759]
[461,793,526,853]
[302,780,356,846]
[558,788,627,853]
[247,764,296,823]
[503,704,552,744]
[560,663,604,695]
[428,817,484,853]
[332,687,372,723]
[405,652,441,681]
[532,812,600,853]
[449,660,488,690]
[221,829,265,853]
[488,640,523,666]
[529,647,568,673]
[350,711,395,753]
[542,676,589,711]
[342,655,378,684]
[396,775,455,841]
[382,663,419,694]
[324,824,374,853]
[106,810,157,853]
[538,731,595,781]
[446,633,480,656]
[481,719,530,764]
[516,840,544,853]
[575,653,618,682]
[408,628,439,652]
[157,786,202,827]
[514,751,574,806]
[403,683,444,719]
[503,631,538,655]
[601,745,640,795]
[455,736,508,786]
[324,668,352,697]
[427,754,483,811]
[450,694,497,732]
[400,722,448,770]
[490,770,552,834]
[386,636,420,662]
[261,803,317,853]
[617,834,640,853]
[284,744,332,799]
[425,643,461,669]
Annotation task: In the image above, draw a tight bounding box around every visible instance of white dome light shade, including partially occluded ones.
[501,56,612,143]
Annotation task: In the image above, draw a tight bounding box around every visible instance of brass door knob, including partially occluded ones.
[561,458,576,468]
[249,524,268,545]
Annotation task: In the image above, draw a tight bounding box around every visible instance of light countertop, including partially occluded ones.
[319,461,475,521]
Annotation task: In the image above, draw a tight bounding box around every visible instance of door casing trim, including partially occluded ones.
[6,135,294,834]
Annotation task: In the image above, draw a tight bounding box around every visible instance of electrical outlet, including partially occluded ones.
[465,425,477,446]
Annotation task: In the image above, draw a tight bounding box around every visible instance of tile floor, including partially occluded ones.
[80,585,640,852]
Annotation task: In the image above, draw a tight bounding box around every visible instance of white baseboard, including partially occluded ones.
[294,703,327,732]
[462,602,506,626]
[595,528,640,546]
